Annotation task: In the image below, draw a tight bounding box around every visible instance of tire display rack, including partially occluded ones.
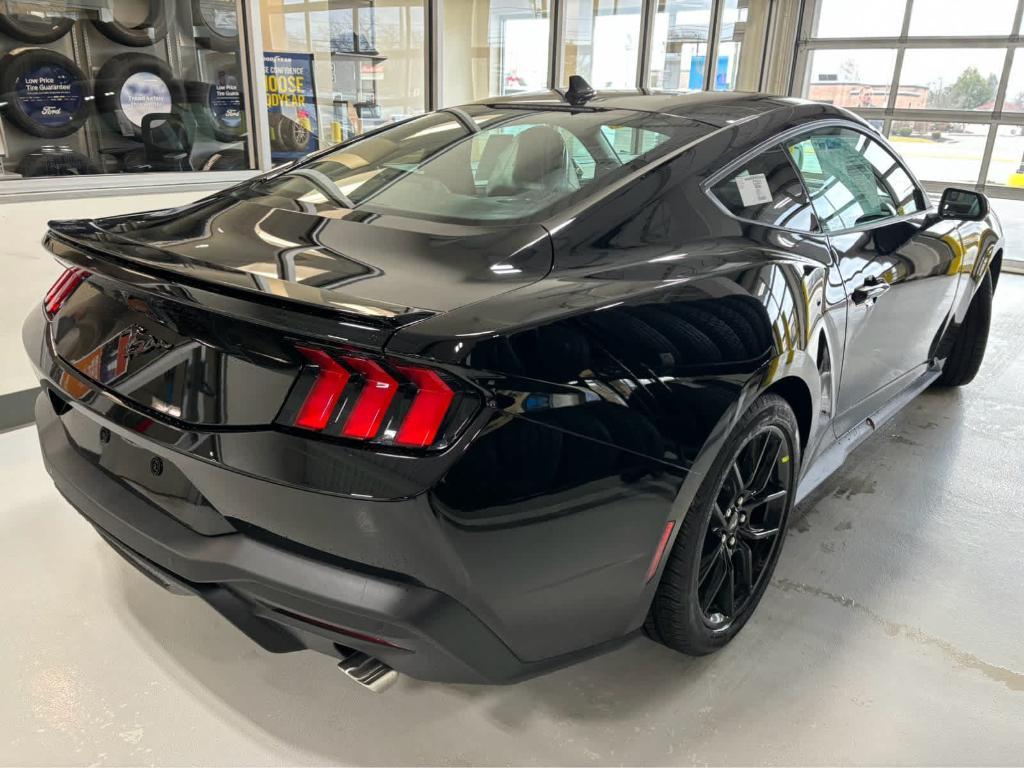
[0,1,250,179]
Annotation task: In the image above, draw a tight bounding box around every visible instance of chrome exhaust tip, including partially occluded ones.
[337,650,399,693]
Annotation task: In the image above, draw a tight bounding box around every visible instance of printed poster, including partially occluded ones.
[264,51,319,162]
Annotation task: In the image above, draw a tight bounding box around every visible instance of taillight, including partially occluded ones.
[394,366,455,448]
[340,357,398,440]
[281,347,477,451]
[294,348,350,431]
[44,267,89,316]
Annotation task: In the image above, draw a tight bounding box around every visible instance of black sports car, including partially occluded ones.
[24,85,1002,691]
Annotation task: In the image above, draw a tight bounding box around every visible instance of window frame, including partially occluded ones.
[794,0,1024,203]
[784,122,932,235]
[703,118,932,237]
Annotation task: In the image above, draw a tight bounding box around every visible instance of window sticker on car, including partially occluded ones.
[735,173,773,207]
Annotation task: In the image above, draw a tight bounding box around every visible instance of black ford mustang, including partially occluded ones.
[24,86,1002,691]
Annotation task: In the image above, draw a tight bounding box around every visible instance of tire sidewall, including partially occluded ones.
[0,48,90,139]
[19,148,97,176]
[94,53,185,140]
[660,394,800,652]
[91,1,168,47]
[192,0,240,51]
[0,11,74,43]
[187,70,245,143]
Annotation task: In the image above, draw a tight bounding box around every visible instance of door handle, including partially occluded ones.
[852,276,891,305]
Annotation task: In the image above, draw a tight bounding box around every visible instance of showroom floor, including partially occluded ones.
[2,276,1023,767]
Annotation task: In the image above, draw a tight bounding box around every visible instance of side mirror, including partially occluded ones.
[938,188,989,222]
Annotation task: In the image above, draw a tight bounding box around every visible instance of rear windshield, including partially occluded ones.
[240,106,712,225]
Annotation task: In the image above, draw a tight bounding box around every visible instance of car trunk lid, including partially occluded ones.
[48,194,552,325]
[44,194,551,429]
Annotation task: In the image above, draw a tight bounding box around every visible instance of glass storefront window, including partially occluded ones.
[909,0,1018,38]
[803,49,898,108]
[713,0,771,92]
[811,0,905,39]
[261,0,426,164]
[559,0,642,88]
[441,0,550,105]
[647,0,712,90]
[0,1,250,180]
[1000,53,1024,112]
[897,49,1006,111]
[986,125,1024,187]
[888,121,987,185]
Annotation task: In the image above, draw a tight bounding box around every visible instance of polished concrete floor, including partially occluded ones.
[3,276,1023,766]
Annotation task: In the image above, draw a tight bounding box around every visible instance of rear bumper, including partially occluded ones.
[35,394,614,684]
[25,303,653,683]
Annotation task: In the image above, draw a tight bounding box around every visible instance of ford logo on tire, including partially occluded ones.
[0,48,89,139]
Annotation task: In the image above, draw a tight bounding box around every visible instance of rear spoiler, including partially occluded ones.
[44,228,429,350]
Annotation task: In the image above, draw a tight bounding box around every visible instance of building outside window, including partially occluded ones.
[441,0,551,105]
[797,0,1024,200]
[559,0,642,89]
[0,0,787,194]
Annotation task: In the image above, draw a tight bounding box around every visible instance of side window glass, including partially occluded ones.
[710,146,817,231]
[862,139,926,216]
[787,127,923,233]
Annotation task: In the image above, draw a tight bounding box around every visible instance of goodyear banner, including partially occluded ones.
[264,51,319,162]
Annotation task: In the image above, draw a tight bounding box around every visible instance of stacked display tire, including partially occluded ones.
[0,1,246,178]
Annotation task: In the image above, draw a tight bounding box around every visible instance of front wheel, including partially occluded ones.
[935,271,993,388]
[645,394,799,655]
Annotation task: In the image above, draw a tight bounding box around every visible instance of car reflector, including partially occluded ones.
[645,521,676,583]
[44,267,89,315]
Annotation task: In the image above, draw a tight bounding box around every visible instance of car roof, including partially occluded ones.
[476,89,846,129]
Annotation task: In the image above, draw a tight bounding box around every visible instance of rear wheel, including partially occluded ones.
[935,272,993,387]
[645,394,799,654]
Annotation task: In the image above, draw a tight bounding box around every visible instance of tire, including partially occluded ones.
[0,7,74,43]
[91,1,167,46]
[120,146,150,172]
[0,48,89,138]
[694,300,762,359]
[581,309,679,374]
[94,53,185,140]
[935,271,993,387]
[664,304,747,362]
[534,405,618,487]
[186,72,245,143]
[629,306,722,366]
[509,324,591,383]
[268,111,311,152]
[201,147,248,171]
[19,148,98,176]
[192,0,239,51]
[645,393,799,654]
[722,295,774,354]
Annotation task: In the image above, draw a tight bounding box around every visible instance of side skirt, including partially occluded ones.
[795,369,941,505]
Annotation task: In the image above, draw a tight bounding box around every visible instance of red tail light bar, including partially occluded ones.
[44,267,89,316]
[282,347,477,451]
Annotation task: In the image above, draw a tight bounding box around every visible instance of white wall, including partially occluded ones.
[1,191,205,397]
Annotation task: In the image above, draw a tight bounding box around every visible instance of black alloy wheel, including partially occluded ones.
[645,393,798,655]
[697,424,791,630]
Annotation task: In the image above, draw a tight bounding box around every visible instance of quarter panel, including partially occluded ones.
[396,171,843,660]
